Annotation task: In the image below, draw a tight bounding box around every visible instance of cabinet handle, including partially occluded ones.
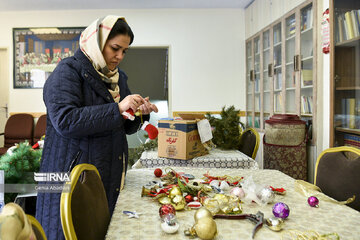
[250,70,255,81]
[293,55,299,71]
[268,63,273,77]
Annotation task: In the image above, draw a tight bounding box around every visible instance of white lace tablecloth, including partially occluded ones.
[132,149,259,169]
[106,167,360,240]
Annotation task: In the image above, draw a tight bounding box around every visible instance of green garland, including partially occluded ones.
[0,142,42,203]
[128,138,158,167]
[206,105,245,150]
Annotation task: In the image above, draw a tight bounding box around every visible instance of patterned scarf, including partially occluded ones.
[80,15,126,103]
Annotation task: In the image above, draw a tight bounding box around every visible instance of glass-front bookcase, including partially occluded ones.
[245,0,316,141]
[331,0,360,147]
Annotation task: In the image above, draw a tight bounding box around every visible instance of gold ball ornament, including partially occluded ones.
[193,217,217,240]
[158,196,172,205]
[194,207,213,222]
[169,186,182,199]
[171,195,186,210]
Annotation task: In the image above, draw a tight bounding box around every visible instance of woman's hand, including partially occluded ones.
[139,97,159,115]
[118,94,145,113]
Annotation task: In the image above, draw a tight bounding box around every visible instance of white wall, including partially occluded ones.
[0,9,245,115]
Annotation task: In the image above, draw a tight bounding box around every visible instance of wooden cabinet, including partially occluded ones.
[330,0,360,147]
[246,0,317,142]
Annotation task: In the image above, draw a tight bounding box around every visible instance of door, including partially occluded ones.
[0,48,9,147]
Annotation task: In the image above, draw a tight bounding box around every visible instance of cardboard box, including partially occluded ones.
[158,119,208,160]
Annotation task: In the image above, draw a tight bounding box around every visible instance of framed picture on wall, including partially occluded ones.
[13,27,85,88]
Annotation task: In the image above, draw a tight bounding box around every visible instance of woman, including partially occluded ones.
[36,16,158,239]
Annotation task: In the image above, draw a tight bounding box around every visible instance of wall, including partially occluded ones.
[0,9,245,116]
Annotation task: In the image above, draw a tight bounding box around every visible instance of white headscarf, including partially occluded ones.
[80,15,127,103]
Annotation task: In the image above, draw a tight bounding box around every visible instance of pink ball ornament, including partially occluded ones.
[307,196,319,207]
[230,187,245,199]
[272,202,290,219]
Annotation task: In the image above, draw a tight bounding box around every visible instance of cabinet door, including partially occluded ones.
[254,36,261,128]
[300,3,314,117]
[246,40,254,127]
[273,22,283,113]
[331,0,360,147]
[285,13,297,113]
[263,29,272,125]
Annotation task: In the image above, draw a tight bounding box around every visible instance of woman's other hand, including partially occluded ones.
[118,94,145,113]
[139,97,159,115]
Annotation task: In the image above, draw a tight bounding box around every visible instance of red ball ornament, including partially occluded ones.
[184,195,194,203]
[159,204,176,218]
[154,168,163,177]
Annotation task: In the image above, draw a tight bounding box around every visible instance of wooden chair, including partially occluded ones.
[314,146,360,211]
[0,113,34,155]
[27,214,47,240]
[239,127,260,159]
[60,164,110,240]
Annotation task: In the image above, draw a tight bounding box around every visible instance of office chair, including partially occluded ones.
[314,146,360,211]
[239,127,260,159]
[33,114,47,143]
[0,113,34,155]
[60,163,110,240]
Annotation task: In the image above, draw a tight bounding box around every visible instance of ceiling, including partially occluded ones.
[0,0,254,11]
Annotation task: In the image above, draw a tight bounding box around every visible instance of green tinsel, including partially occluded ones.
[206,105,245,150]
[0,142,42,203]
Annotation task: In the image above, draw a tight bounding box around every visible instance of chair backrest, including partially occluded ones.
[315,146,360,211]
[33,114,47,143]
[60,164,110,240]
[0,203,40,240]
[239,127,260,159]
[4,113,34,147]
[27,214,47,240]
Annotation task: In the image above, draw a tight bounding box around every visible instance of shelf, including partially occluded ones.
[301,85,313,89]
[336,127,360,135]
[335,36,360,47]
[274,42,282,47]
[274,89,282,92]
[286,87,296,90]
[286,35,295,41]
[301,27,313,34]
[302,56,313,61]
[263,47,270,52]
[336,86,360,90]
[301,113,313,117]
[274,65,281,69]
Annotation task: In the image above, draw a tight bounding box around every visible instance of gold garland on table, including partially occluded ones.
[295,180,355,205]
[281,229,340,240]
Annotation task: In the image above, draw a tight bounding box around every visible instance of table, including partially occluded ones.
[132,149,259,170]
[106,167,360,240]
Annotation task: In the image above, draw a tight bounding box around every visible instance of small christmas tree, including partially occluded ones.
[0,142,42,203]
[206,106,245,150]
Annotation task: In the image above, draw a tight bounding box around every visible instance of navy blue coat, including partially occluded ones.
[36,49,148,239]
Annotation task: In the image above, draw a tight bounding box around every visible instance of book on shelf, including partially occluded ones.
[345,11,355,39]
[337,9,360,43]
[301,69,313,87]
[301,7,313,31]
[301,95,313,114]
[341,98,357,129]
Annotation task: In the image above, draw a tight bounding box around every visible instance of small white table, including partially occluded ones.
[132,149,259,169]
